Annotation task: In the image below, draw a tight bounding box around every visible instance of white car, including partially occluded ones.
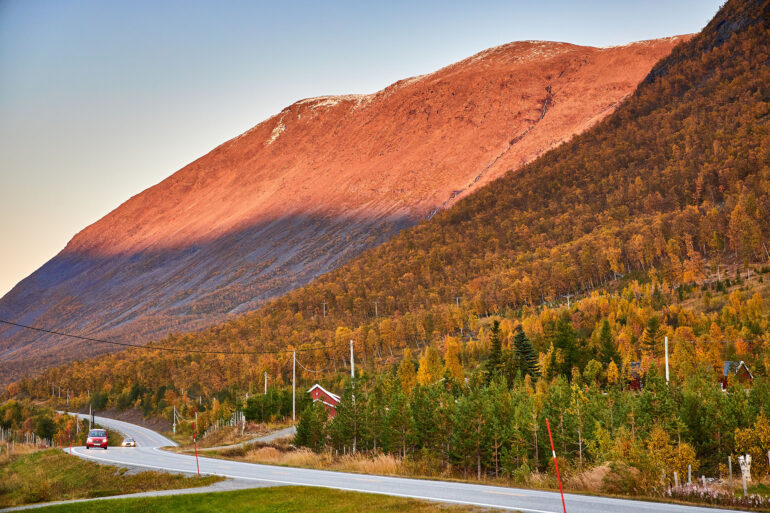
[121,438,137,447]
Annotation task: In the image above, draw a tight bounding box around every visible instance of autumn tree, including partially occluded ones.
[444,339,464,383]
[397,348,417,394]
[417,345,444,385]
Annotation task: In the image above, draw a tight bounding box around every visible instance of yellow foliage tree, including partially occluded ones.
[444,339,464,383]
[397,348,417,394]
[417,345,444,385]
[734,414,770,477]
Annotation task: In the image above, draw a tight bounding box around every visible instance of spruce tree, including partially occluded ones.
[513,327,540,379]
[485,321,503,384]
[642,316,662,358]
[553,316,578,378]
[295,401,327,452]
[328,380,364,453]
[598,319,619,366]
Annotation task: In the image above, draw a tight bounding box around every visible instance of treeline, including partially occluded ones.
[0,400,118,447]
[296,366,770,484]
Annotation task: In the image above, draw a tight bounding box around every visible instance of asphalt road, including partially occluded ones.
[192,425,297,452]
[65,413,744,513]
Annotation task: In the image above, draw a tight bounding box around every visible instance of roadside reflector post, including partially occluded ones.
[292,351,296,425]
[192,423,200,477]
[546,418,567,513]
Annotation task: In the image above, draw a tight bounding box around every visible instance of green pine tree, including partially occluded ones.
[642,316,663,358]
[513,327,540,379]
[553,315,578,378]
[485,321,503,384]
[327,380,364,453]
[295,401,327,452]
[598,319,619,366]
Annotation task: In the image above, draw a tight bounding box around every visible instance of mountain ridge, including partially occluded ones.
[0,36,688,381]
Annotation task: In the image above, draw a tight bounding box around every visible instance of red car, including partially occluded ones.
[86,429,108,449]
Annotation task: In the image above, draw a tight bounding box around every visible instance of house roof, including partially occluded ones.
[307,384,341,403]
[736,361,754,379]
[724,360,753,379]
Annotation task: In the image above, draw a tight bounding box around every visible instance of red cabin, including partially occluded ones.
[308,384,341,418]
[627,362,643,392]
[721,361,754,391]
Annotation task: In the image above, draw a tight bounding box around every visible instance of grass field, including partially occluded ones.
[30,486,498,512]
[0,449,221,508]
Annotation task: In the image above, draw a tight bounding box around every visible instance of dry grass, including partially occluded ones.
[566,463,611,492]
[0,449,221,508]
[229,445,410,477]
[1,441,41,459]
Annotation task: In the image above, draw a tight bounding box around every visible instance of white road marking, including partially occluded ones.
[66,447,556,513]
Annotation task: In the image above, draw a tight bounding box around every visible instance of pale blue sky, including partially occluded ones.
[0,0,723,297]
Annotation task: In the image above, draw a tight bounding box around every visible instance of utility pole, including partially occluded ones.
[350,339,355,378]
[292,351,296,425]
[455,297,460,308]
[664,336,670,385]
[373,301,378,318]
[264,371,268,395]
[322,303,327,317]
[566,292,572,309]
[88,403,92,431]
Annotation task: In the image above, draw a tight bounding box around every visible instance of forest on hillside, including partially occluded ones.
[3,0,770,498]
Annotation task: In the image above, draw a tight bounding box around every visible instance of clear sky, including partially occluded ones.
[0,0,723,298]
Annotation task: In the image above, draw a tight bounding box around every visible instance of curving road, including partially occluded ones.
[65,413,743,513]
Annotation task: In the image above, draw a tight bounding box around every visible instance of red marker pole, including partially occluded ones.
[546,418,567,513]
[192,423,200,477]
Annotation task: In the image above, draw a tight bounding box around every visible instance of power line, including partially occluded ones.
[294,356,330,374]
[0,319,347,356]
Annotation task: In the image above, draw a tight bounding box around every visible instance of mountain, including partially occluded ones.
[10,0,768,399]
[0,37,688,381]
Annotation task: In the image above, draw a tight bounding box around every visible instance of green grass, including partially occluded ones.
[30,486,497,512]
[0,449,222,508]
[747,483,770,498]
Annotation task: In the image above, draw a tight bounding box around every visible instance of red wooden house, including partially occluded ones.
[627,362,643,391]
[721,361,754,391]
[308,384,341,418]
